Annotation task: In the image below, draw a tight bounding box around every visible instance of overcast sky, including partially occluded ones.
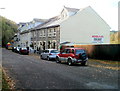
[0,0,119,30]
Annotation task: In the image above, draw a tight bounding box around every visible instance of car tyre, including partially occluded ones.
[68,59,72,66]
[47,56,50,61]
[81,61,88,66]
[56,57,60,63]
[19,51,21,54]
[41,55,43,59]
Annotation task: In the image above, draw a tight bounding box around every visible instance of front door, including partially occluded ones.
[59,49,70,62]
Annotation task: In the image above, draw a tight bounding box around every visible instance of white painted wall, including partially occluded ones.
[60,8,69,20]
[20,31,31,48]
[60,6,110,44]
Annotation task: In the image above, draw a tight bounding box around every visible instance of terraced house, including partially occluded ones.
[16,6,110,51]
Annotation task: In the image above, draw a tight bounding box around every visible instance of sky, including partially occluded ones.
[0,0,119,31]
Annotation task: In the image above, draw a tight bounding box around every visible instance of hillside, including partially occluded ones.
[0,16,18,47]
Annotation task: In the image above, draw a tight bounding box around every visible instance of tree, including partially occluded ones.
[110,31,120,44]
[0,16,18,47]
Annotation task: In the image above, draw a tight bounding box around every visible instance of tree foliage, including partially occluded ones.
[110,31,120,44]
[0,16,18,47]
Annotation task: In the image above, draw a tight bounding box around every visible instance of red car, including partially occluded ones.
[19,48,29,55]
[56,48,88,66]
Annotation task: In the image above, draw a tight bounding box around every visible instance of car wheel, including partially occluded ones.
[47,56,50,61]
[56,57,60,63]
[68,59,72,66]
[81,61,87,66]
[41,55,43,59]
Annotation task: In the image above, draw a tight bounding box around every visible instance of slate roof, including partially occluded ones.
[33,18,48,23]
[21,6,80,32]
[34,16,59,30]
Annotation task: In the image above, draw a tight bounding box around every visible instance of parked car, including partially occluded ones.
[56,48,88,66]
[29,47,34,53]
[12,47,16,52]
[40,49,59,60]
[16,47,21,53]
[19,47,29,55]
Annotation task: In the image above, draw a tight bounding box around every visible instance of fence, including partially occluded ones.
[75,44,120,61]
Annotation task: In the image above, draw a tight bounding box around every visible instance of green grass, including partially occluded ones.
[89,59,120,65]
[2,72,10,90]
[0,69,10,91]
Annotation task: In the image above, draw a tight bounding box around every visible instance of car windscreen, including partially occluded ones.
[51,50,59,53]
[76,49,85,55]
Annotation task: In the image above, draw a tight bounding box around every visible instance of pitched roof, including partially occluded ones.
[34,16,59,30]
[33,18,48,22]
[64,6,79,13]
[23,6,80,31]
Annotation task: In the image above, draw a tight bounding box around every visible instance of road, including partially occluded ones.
[2,48,119,90]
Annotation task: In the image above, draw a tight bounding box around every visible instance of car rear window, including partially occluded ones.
[76,49,85,55]
[22,48,27,50]
[51,50,59,53]
[44,50,49,53]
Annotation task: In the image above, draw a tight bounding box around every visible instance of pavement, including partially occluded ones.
[2,48,119,90]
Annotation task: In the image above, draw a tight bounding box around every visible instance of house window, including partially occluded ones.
[49,29,51,33]
[53,33,56,36]
[48,29,51,37]
[40,31,42,37]
[43,30,46,37]
[54,28,56,32]
[34,32,36,37]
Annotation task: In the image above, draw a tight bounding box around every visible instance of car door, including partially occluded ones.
[59,49,66,61]
[42,50,49,59]
[42,50,47,59]
[45,50,49,59]
[65,49,71,62]
[59,49,70,62]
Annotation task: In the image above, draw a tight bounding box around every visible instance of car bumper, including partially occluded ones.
[21,51,29,54]
[72,58,88,63]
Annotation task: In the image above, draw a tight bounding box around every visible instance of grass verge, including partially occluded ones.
[89,59,120,65]
[89,59,120,70]
[2,71,10,90]
[1,69,15,91]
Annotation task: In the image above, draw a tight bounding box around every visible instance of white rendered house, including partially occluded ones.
[60,6,110,44]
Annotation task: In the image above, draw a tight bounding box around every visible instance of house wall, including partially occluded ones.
[20,31,31,48]
[60,8,69,20]
[60,6,110,44]
[33,26,60,50]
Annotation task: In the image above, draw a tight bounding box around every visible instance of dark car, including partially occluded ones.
[12,47,17,52]
[56,48,88,66]
[15,47,21,53]
[19,48,29,55]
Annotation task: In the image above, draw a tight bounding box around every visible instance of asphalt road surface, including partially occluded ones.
[2,48,119,90]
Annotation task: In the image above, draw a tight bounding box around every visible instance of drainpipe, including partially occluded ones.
[45,28,48,49]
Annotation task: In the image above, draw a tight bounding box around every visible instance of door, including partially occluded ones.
[59,49,70,62]
[42,50,49,59]
[44,50,49,59]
